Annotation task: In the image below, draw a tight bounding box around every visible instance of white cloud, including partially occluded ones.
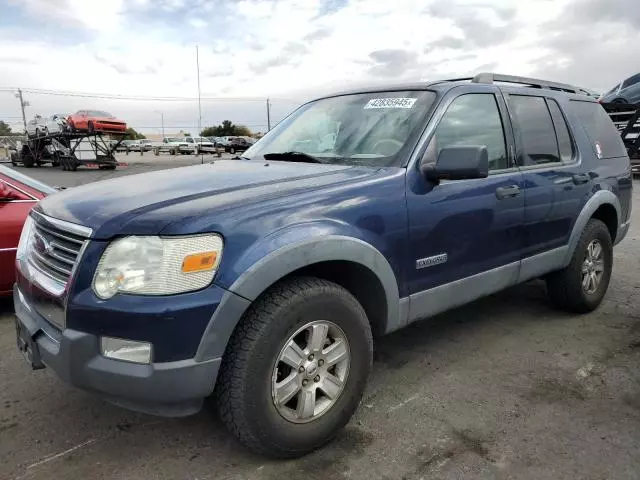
[1,0,637,134]
[188,18,208,28]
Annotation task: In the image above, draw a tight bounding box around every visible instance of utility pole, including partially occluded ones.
[196,45,203,163]
[266,98,271,131]
[154,110,165,139]
[15,89,29,131]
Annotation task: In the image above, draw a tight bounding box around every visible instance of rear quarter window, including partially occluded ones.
[569,101,627,159]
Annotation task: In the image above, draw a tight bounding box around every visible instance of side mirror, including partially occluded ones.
[422,145,489,181]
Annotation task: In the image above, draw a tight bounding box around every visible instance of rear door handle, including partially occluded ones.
[495,185,521,199]
[554,177,573,185]
[572,173,590,185]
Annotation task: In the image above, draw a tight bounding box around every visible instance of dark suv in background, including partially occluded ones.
[226,136,254,154]
[14,73,632,458]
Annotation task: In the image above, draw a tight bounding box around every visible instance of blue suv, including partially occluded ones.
[14,73,632,458]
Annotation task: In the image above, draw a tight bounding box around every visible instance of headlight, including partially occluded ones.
[92,234,223,299]
[16,216,35,262]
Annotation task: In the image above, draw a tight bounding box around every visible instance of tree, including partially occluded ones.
[0,121,13,136]
[234,125,252,136]
[200,120,253,137]
[123,127,146,140]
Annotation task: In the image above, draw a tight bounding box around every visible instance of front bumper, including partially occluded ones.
[14,285,221,417]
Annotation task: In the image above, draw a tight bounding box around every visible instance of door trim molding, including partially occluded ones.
[406,261,520,324]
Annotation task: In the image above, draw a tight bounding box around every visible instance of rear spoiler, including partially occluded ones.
[601,102,640,159]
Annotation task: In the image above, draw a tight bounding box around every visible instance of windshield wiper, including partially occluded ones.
[263,151,325,164]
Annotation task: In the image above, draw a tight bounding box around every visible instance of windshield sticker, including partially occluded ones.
[364,98,417,109]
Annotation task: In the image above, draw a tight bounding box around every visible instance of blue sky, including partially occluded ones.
[1,0,638,135]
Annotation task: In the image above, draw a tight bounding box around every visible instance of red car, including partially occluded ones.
[0,165,56,296]
[67,110,127,133]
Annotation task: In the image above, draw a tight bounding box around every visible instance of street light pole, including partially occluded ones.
[161,112,165,139]
[266,98,271,132]
[196,45,203,164]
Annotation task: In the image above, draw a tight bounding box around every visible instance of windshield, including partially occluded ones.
[244,90,435,166]
[88,110,113,117]
[167,138,182,142]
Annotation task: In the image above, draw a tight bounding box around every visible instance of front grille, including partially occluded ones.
[29,218,86,285]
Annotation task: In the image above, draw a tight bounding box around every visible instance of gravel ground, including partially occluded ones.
[1,162,638,480]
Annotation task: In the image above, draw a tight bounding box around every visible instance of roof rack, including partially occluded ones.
[469,73,589,95]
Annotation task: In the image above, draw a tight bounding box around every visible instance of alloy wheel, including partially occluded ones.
[271,320,350,424]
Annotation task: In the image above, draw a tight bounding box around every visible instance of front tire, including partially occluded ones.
[215,277,372,458]
[546,219,613,313]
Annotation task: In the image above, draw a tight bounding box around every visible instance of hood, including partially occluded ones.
[36,160,370,239]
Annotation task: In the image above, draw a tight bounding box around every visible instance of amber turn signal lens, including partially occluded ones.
[182,251,218,273]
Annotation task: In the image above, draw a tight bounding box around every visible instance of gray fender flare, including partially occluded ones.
[563,189,620,266]
[195,236,400,362]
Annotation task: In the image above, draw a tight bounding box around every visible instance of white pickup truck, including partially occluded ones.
[152,137,192,155]
[184,137,222,156]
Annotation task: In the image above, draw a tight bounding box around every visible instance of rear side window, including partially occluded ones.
[569,101,627,159]
[508,95,561,166]
[547,99,574,163]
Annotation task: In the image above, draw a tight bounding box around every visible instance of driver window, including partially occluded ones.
[426,94,508,171]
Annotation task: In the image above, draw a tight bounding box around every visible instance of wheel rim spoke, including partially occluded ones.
[272,320,351,424]
[592,242,602,260]
[320,373,343,400]
[275,372,301,406]
[593,259,605,273]
[323,339,348,367]
[582,262,590,274]
[582,272,590,290]
[296,388,316,419]
[281,342,306,369]
[308,323,329,352]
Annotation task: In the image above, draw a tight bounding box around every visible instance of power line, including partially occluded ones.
[0,86,302,103]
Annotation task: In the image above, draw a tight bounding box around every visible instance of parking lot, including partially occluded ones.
[1,157,639,480]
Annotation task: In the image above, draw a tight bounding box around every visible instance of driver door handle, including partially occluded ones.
[572,173,590,185]
[495,185,521,200]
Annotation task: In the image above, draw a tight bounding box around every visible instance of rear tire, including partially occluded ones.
[154,148,159,156]
[215,277,372,458]
[229,147,236,154]
[546,219,613,313]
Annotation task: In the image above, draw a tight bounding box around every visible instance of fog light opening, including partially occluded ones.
[100,337,152,364]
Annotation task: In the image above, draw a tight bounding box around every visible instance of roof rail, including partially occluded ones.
[470,73,588,94]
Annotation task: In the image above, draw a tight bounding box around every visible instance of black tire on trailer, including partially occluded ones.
[546,218,613,313]
[68,157,78,172]
[22,154,34,168]
[10,151,18,166]
[215,277,373,458]
[51,152,61,167]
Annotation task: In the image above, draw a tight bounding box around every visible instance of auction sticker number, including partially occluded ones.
[364,98,417,109]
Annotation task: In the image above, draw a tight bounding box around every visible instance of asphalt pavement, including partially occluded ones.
[1,160,639,480]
